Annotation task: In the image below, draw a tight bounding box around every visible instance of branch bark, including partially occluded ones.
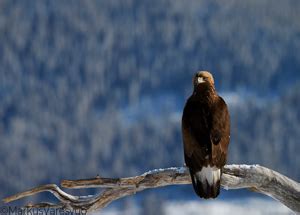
[3,164,300,213]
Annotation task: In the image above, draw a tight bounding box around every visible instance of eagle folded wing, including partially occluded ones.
[211,97,230,166]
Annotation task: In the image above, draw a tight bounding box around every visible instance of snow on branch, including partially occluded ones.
[3,165,300,213]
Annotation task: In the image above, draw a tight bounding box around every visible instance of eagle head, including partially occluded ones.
[193,71,215,88]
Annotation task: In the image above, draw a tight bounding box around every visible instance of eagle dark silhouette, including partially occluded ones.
[182,71,230,199]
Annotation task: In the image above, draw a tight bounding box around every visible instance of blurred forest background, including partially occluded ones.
[0,0,300,213]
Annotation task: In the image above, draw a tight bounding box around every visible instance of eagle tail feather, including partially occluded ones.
[190,166,221,199]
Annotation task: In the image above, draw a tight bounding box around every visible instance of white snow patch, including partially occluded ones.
[99,198,292,215]
[142,167,187,176]
[164,198,292,215]
[177,167,187,174]
[226,164,260,170]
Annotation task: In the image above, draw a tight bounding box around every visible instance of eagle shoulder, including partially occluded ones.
[210,96,230,145]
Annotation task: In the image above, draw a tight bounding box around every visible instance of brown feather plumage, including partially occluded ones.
[182,71,230,199]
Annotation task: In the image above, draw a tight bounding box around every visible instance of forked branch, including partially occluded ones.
[3,165,300,213]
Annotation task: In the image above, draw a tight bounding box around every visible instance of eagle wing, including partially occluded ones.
[182,99,211,170]
[210,96,230,167]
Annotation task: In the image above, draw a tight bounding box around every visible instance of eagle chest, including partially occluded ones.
[187,102,212,133]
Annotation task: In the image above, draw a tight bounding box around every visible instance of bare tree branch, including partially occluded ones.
[3,165,300,213]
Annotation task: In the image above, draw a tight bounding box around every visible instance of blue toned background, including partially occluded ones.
[0,0,299,214]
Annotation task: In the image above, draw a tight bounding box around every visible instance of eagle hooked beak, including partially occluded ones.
[197,77,205,84]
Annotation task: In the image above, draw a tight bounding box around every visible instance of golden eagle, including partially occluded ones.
[182,71,230,199]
